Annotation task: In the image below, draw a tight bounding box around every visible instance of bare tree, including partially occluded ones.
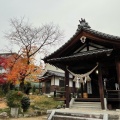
[6,18,63,58]
[5,18,64,91]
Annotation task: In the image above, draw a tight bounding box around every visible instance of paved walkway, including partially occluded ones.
[47,108,120,120]
[56,108,120,115]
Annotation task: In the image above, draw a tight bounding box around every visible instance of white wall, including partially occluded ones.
[51,76,55,85]
[51,76,63,86]
[69,79,73,87]
[51,76,74,87]
[55,76,59,86]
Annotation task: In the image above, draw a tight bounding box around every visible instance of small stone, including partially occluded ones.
[24,114,30,117]
[0,112,7,116]
[18,114,23,118]
[57,105,61,109]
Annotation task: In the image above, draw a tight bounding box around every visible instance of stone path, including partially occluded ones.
[59,108,120,115]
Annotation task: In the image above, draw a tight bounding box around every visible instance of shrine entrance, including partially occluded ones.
[44,19,120,109]
[67,63,100,99]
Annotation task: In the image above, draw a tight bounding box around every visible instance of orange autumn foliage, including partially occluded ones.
[5,53,43,84]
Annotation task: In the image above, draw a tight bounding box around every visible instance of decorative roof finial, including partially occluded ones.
[77,18,91,31]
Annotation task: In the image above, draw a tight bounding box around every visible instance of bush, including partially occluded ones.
[35,89,39,95]
[21,96,30,112]
[6,90,24,108]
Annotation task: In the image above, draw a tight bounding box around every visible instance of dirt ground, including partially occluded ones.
[0,101,47,120]
[0,102,7,109]
[0,101,7,109]
[10,115,47,120]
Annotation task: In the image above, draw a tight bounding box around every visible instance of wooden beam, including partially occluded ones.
[98,64,105,109]
[65,67,70,108]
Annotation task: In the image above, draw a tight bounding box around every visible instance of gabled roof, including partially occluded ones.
[39,70,73,81]
[44,19,120,62]
[44,70,65,77]
[38,70,65,81]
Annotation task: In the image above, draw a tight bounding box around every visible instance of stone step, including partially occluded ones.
[72,104,101,107]
[73,104,101,106]
[71,102,101,109]
[108,115,119,120]
[71,105,101,108]
[55,112,103,118]
[48,110,119,120]
[71,102,101,108]
[74,102,101,104]
[52,115,103,120]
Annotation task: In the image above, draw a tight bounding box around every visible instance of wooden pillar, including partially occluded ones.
[98,64,105,109]
[65,67,70,108]
[116,59,120,108]
[116,59,120,87]
[73,81,76,94]
[81,83,83,98]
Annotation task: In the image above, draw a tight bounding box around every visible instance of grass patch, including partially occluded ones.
[0,94,64,116]
[29,95,64,110]
[0,108,10,114]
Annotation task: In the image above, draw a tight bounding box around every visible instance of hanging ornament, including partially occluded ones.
[80,36,86,43]
[67,63,98,84]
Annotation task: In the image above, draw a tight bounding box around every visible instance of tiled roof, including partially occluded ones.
[47,70,65,77]
[39,70,73,80]
[47,48,113,62]
[84,28,120,40]
[44,19,120,61]
[38,75,52,80]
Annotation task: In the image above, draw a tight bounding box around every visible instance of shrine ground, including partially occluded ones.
[9,108,120,120]
[0,101,120,120]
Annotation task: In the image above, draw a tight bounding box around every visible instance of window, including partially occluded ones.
[59,79,65,87]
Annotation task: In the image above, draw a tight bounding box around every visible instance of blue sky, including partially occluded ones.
[0,0,120,54]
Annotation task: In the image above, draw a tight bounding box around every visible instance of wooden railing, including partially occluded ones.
[54,91,66,101]
[106,90,120,101]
